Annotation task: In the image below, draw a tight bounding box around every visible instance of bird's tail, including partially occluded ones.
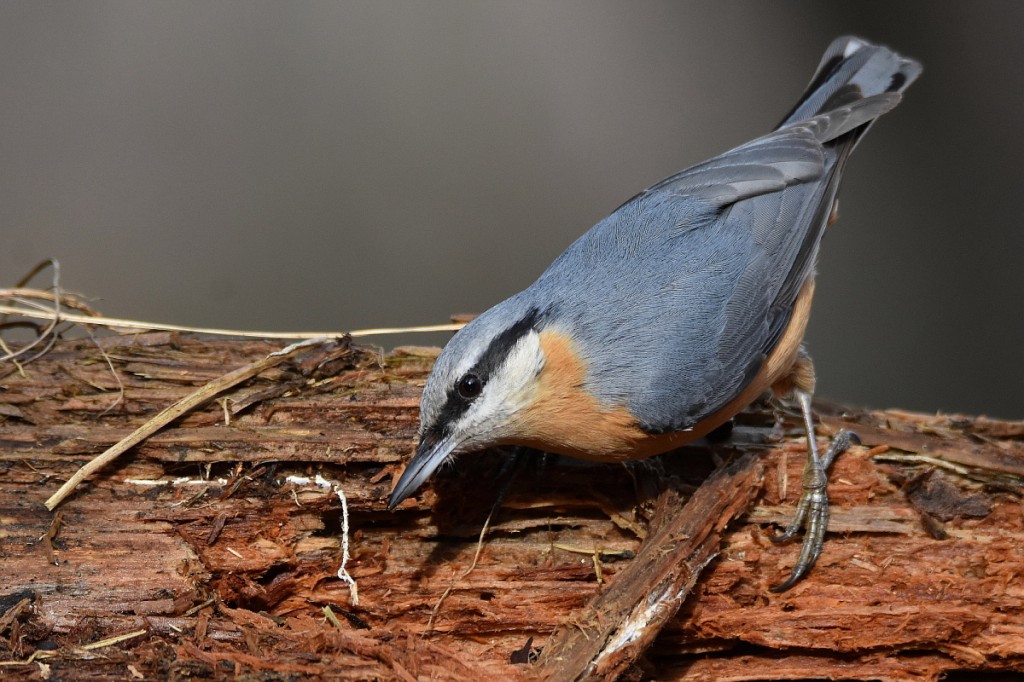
[777,36,922,133]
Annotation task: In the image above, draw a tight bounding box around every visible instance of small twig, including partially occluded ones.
[216,398,233,426]
[0,336,26,377]
[0,260,62,364]
[552,544,635,560]
[322,605,344,630]
[81,324,125,416]
[0,300,463,340]
[80,629,148,651]
[44,338,327,510]
[0,287,102,316]
[0,628,149,666]
[872,452,975,477]
[183,597,217,617]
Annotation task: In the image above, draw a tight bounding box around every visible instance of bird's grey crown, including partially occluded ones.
[418,296,543,438]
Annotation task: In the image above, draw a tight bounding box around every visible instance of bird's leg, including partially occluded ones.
[493,446,530,506]
[769,389,858,592]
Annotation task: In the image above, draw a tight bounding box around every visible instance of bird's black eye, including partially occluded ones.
[456,373,483,400]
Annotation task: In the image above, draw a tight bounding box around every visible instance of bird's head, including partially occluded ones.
[386,299,650,510]
[387,304,552,509]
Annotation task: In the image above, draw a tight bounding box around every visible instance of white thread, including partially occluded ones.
[124,477,229,487]
[335,485,359,606]
[285,474,359,606]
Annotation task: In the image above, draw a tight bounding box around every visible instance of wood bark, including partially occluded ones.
[1,332,1023,680]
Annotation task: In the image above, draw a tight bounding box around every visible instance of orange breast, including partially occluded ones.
[504,329,652,460]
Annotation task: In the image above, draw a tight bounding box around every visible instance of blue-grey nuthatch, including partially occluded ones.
[388,36,921,590]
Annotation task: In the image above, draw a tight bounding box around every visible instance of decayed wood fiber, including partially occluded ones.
[1,332,1023,681]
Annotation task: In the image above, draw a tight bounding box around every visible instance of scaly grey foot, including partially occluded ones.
[769,390,859,592]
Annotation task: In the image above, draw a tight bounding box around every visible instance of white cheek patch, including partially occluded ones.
[456,331,544,445]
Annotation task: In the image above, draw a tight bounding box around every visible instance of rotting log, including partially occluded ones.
[1,333,1023,681]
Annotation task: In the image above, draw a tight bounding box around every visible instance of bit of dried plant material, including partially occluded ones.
[0,260,63,365]
[4,327,1024,680]
[0,298,462,341]
[44,338,329,510]
[79,629,148,651]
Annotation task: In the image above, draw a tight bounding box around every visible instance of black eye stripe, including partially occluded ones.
[466,307,541,380]
[429,307,542,432]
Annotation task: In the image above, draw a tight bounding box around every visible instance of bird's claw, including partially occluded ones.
[769,477,830,592]
[769,393,858,592]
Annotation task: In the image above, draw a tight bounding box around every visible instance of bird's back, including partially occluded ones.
[522,37,921,434]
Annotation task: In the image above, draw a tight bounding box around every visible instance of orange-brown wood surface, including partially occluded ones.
[1,333,1023,680]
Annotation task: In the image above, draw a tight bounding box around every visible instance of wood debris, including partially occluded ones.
[0,333,1023,680]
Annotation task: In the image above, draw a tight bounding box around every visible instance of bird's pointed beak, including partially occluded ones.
[387,431,458,510]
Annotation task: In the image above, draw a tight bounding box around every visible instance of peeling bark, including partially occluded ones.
[1,333,1023,680]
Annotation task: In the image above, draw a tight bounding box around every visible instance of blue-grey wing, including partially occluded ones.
[533,95,902,432]
[528,36,920,434]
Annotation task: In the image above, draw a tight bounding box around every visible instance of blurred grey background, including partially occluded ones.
[2,2,1022,419]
